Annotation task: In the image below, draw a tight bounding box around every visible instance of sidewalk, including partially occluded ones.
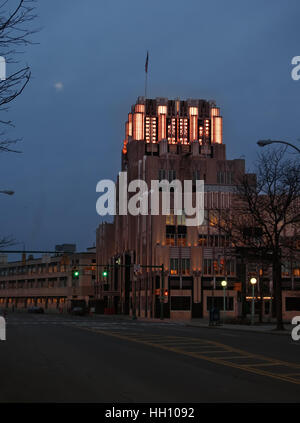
[183,319,292,336]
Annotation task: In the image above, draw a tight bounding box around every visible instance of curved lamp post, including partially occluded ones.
[250,277,257,325]
[257,139,300,154]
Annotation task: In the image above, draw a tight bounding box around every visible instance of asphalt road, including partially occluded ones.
[0,313,300,403]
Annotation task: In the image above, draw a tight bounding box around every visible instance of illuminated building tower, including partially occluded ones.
[97,97,252,319]
[122,97,223,152]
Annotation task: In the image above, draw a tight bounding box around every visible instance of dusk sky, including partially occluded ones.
[1,0,300,253]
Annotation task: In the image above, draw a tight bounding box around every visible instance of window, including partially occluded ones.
[226,259,235,276]
[181,258,190,275]
[166,213,187,246]
[168,170,176,182]
[170,258,179,275]
[59,277,67,287]
[294,267,300,277]
[217,171,225,184]
[217,171,233,184]
[177,213,186,226]
[166,225,176,246]
[203,258,231,276]
[281,263,291,277]
[204,259,212,275]
[166,220,187,246]
[18,280,25,289]
[158,169,166,181]
[48,278,57,288]
[198,235,207,246]
[28,279,35,288]
[177,223,186,234]
[166,214,175,225]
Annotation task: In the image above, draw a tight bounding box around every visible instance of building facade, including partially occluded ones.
[0,248,96,312]
[96,96,300,321]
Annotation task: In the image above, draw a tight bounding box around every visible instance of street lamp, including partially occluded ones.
[221,280,227,316]
[250,277,257,325]
[257,139,300,154]
[0,190,14,195]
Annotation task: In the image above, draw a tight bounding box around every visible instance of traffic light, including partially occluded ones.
[164,289,168,297]
[72,268,79,279]
[102,268,108,278]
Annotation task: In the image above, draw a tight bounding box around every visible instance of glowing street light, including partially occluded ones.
[250,277,257,325]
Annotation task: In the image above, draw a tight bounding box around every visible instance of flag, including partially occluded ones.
[145,51,149,73]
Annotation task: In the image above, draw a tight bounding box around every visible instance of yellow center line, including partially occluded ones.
[209,355,256,360]
[81,327,300,385]
[246,362,284,367]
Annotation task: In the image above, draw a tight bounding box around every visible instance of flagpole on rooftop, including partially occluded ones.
[144,50,149,99]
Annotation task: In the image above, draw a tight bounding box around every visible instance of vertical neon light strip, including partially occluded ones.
[128,113,133,137]
[133,113,144,140]
[213,116,223,144]
[158,105,167,141]
[210,107,220,143]
[189,107,198,142]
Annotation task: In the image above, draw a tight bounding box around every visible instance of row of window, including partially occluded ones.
[203,258,235,276]
[166,213,186,226]
[0,263,68,277]
[217,171,234,185]
[0,277,69,289]
[0,297,66,305]
[170,258,191,275]
[198,234,231,248]
[281,264,300,277]
[0,259,95,277]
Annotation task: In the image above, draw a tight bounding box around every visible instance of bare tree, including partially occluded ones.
[0,0,38,153]
[219,148,300,330]
[0,1,38,249]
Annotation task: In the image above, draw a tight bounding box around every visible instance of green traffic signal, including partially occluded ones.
[102,270,108,277]
[72,269,79,279]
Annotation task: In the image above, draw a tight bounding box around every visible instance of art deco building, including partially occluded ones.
[96,97,300,321]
